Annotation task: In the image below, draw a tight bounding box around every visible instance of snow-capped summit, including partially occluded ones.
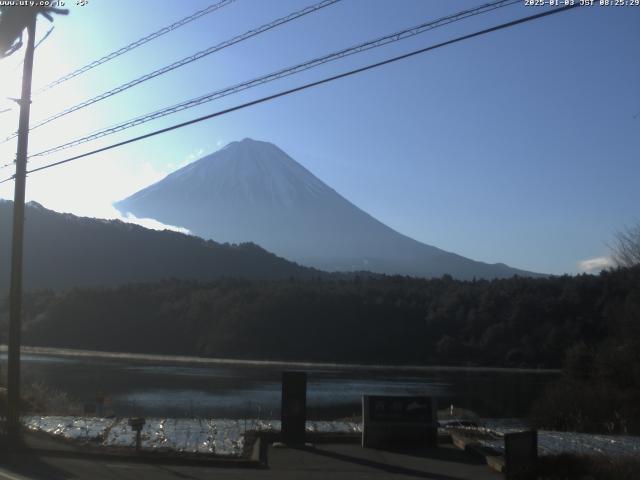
[115,139,539,279]
[158,138,332,208]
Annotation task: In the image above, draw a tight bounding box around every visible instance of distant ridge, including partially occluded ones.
[0,200,319,291]
[115,138,542,279]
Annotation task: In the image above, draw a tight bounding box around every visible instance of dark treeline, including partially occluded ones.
[531,267,640,434]
[3,266,638,369]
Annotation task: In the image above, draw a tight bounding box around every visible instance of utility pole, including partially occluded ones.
[6,13,37,439]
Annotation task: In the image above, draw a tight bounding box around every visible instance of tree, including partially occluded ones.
[0,5,67,58]
[611,223,640,268]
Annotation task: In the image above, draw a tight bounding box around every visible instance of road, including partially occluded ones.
[0,442,500,480]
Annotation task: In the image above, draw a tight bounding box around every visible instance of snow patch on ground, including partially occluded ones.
[22,416,362,457]
[24,416,640,459]
[451,419,640,458]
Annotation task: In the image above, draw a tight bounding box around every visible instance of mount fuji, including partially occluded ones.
[115,138,539,279]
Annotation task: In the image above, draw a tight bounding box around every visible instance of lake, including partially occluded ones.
[1,348,559,419]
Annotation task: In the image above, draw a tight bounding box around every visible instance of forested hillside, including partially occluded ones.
[0,200,320,291]
[6,267,638,368]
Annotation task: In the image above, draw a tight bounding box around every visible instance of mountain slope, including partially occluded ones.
[115,138,540,279]
[0,200,319,291]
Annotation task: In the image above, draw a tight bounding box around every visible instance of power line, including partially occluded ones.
[34,25,54,50]
[27,0,520,160]
[0,26,56,119]
[0,3,580,185]
[0,159,15,170]
[32,0,236,95]
[1,0,341,143]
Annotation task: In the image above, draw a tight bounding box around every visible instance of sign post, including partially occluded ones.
[128,417,146,451]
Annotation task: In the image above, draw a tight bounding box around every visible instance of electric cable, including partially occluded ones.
[0,3,579,185]
[28,0,522,159]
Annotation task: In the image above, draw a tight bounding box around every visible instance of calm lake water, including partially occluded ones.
[1,352,559,419]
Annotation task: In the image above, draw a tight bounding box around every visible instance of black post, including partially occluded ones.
[7,14,37,438]
[128,418,145,452]
[281,371,307,446]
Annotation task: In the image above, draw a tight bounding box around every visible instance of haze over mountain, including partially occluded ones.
[0,200,318,291]
[115,138,540,279]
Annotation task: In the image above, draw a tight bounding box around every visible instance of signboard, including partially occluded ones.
[362,395,437,448]
[369,396,433,422]
[505,430,537,480]
[281,371,307,446]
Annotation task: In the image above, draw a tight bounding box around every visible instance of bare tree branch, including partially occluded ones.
[611,223,640,268]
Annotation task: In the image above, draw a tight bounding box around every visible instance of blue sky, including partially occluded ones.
[0,0,638,275]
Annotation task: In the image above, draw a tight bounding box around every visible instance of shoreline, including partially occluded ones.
[0,344,561,374]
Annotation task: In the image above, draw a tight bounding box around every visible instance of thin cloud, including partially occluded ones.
[0,144,199,237]
[577,256,615,274]
[120,212,190,234]
[0,151,168,221]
